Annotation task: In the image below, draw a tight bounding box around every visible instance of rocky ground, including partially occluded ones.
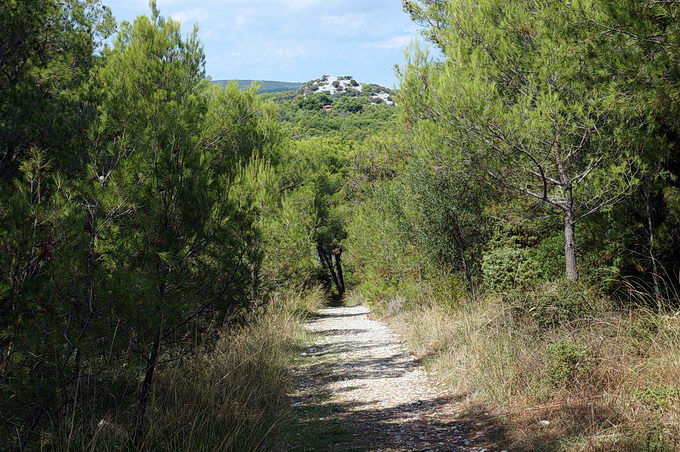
[289,305,508,452]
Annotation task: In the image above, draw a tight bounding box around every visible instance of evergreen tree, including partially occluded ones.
[400,0,644,281]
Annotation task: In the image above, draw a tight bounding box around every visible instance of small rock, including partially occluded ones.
[538,419,550,426]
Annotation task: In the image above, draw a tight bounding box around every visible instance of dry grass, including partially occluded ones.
[46,286,326,451]
[385,292,680,451]
[343,291,366,307]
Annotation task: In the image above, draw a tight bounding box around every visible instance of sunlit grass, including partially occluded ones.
[45,287,326,451]
[380,284,680,451]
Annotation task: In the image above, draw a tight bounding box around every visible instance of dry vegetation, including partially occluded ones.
[44,287,325,451]
[346,289,680,451]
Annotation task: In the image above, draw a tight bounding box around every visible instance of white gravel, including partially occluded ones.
[293,305,501,451]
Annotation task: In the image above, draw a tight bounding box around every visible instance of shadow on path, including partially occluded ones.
[290,306,509,451]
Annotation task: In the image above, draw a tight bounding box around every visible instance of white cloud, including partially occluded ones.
[235,9,255,29]
[368,34,413,50]
[200,28,215,40]
[275,0,322,9]
[185,0,321,8]
[320,14,365,29]
[171,9,209,24]
[274,44,307,61]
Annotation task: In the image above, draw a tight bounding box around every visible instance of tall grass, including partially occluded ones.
[362,281,680,451]
[44,286,325,451]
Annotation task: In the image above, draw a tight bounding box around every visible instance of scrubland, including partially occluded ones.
[348,283,680,451]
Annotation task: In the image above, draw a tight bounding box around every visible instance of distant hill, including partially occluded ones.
[212,79,303,94]
[297,75,395,105]
[212,76,396,105]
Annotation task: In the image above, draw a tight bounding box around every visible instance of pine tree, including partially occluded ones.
[401,0,644,281]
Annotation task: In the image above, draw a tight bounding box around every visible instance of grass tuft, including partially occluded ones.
[44,286,326,451]
[382,285,680,451]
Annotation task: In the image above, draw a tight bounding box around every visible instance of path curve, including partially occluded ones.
[291,305,505,451]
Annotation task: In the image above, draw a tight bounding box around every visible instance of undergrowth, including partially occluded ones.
[43,286,325,451]
[348,281,680,451]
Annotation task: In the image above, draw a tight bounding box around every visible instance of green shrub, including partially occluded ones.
[642,428,675,452]
[350,79,359,87]
[528,232,564,280]
[628,311,660,342]
[543,340,593,388]
[296,93,332,110]
[427,269,466,310]
[334,96,368,113]
[633,385,680,409]
[505,279,597,328]
[482,246,540,292]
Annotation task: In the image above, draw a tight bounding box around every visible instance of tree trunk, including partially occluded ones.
[317,245,330,288]
[563,189,579,282]
[334,248,345,297]
[318,245,342,295]
[643,186,662,312]
[134,331,160,443]
[251,261,260,302]
[450,214,473,285]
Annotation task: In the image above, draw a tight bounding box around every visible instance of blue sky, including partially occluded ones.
[107,0,422,88]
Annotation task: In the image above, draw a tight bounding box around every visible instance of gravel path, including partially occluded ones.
[290,305,506,452]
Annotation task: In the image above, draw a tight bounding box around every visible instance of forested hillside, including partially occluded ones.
[1,0,679,450]
[212,79,303,93]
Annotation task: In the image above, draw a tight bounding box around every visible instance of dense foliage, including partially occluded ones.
[344,0,680,309]
[265,90,398,141]
[0,2,344,448]
[340,0,680,448]
[2,0,680,449]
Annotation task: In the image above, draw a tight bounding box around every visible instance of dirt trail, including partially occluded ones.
[290,305,507,451]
